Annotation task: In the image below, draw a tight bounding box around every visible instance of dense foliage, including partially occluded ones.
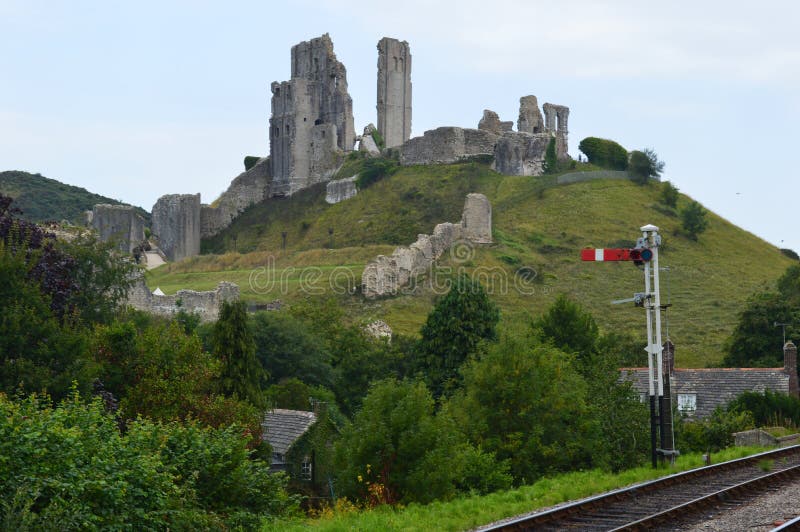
[354,158,399,189]
[0,391,296,529]
[543,137,558,174]
[0,170,148,225]
[577,137,629,170]
[628,148,665,185]
[659,180,679,208]
[680,201,709,240]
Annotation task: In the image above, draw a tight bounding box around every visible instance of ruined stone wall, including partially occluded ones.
[517,95,544,134]
[362,194,492,298]
[126,275,239,322]
[478,110,513,134]
[200,157,272,238]
[269,34,354,196]
[325,175,357,204]
[493,132,552,176]
[399,127,498,166]
[91,204,145,254]
[151,193,200,262]
[377,37,412,149]
[542,102,570,159]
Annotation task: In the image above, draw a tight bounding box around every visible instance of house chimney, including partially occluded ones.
[784,341,798,398]
[663,340,675,375]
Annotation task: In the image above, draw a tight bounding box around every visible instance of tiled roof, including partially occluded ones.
[620,367,790,419]
[262,408,317,454]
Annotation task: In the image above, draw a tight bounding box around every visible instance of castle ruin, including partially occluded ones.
[376,37,412,149]
[269,34,356,196]
[90,204,145,254]
[151,193,201,262]
[126,275,239,322]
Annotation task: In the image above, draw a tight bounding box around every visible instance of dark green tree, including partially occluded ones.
[212,300,264,408]
[416,275,500,397]
[334,379,510,504]
[659,180,680,208]
[543,137,558,174]
[450,332,595,483]
[680,201,709,240]
[578,137,629,170]
[628,148,665,185]
[533,294,599,367]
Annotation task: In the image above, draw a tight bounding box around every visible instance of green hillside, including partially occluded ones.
[0,170,149,224]
[147,160,793,368]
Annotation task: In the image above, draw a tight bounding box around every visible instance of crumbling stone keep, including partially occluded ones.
[478,110,513,135]
[91,204,145,254]
[151,193,200,262]
[517,95,544,134]
[362,193,492,298]
[493,132,552,176]
[201,157,272,238]
[269,34,356,196]
[542,102,570,159]
[377,37,412,149]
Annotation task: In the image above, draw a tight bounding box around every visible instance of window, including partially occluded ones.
[677,393,697,413]
[301,456,312,480]
[272,452,285,464]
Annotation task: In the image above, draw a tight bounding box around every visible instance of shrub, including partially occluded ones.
[660,181,679,208]
[727,390,800,428]
[543,137,558,174]
[578,137,628,170]
[675,407,754,452]
[780,248,800,260]
[355,158,399,189]
[628,148,665,185]
[680,201,709,240]
[243,156,261,171]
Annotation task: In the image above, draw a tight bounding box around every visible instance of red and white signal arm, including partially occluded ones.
[581,248,653,262]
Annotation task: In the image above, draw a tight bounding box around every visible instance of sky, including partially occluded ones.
[2,1,799,252]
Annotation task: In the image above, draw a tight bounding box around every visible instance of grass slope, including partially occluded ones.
[0,170,149,224]
[148,161,794,367]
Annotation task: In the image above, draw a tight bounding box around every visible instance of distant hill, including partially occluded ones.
[0,170,149,225]
[147,159,794,368]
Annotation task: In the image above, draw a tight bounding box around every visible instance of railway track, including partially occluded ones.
[481,446,800,531]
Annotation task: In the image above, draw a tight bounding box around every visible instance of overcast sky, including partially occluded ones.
[2,1,799,251]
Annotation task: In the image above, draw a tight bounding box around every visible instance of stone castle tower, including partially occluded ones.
[269,34,356,196]
[376,37,412,149]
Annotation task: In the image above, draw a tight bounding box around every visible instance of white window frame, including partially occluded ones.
[677,393,697,413]
[301,456,312,480]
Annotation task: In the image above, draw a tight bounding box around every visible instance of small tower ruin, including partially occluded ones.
[542,102,570,160]
[376,37,412,149]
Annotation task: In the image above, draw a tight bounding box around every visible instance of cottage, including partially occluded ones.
[621,341,799,419]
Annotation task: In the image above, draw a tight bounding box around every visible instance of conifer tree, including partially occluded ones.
[212,300,264,408]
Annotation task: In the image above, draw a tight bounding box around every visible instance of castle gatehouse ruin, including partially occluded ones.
[376,37,412,149]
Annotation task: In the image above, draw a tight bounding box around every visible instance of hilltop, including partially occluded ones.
[0,170,149,224]
[146,160,794,368]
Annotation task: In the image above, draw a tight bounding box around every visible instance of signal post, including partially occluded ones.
[581,224,676,467]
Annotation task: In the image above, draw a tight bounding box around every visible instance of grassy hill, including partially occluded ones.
[146,160,794,368]
[0,170,149,224]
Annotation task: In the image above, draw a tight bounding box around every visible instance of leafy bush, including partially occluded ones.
[675,407,754,452]
[244,156,261,171]
[543,137,558,174]
[578,137,628,170]
[628,149,665,184]
[370,130,385,150]
[660,181,679,208]
[780,248,799,260]
[727,390,800,428]
[0,391,297,529]
[680,201,709,240]
[354,158,399,189]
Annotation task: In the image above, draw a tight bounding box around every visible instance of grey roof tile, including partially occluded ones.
[262,408,317,454]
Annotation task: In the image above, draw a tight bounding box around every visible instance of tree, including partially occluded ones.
[333,379,510,504]
[251,311,333,389]
[416,275,500,397]
[533,294,599,367]
[680,201,709,240]
[543,137,558,174]
[450,332,595,484]
[659,181,679,208]
[628,148,665,185]
[578,137,628,170]
[212,301,264,408]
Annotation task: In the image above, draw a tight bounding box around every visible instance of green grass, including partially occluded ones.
[151,160,794,367]
[267,447,770,531]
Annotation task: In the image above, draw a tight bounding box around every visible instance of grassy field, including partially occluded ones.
[147,161,794,368]
[266,447,769,531]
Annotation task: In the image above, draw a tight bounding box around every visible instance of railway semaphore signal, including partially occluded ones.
[582,224,676,467]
